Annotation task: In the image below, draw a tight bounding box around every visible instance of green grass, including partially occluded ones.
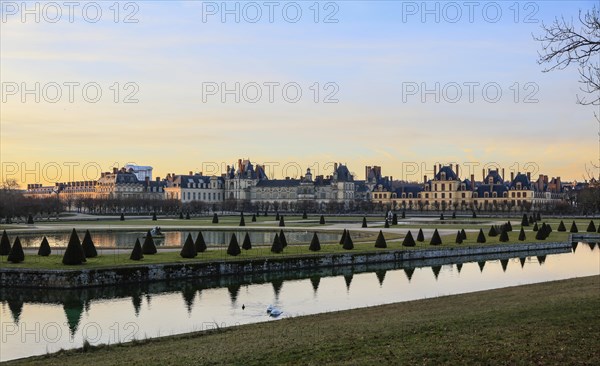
[0,230,571,270]
[7,276,599,365]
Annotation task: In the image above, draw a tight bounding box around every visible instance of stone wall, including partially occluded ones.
[0,241,575,289]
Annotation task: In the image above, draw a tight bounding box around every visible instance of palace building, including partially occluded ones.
[24,161,567,211]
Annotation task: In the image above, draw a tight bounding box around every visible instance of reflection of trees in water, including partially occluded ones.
[132,291,143,317]
[500,259,509,272]
[343,274,353,291]
[404,268,415,281]
[271,279,283,300]
[375,270,386,287]
[431,266,441,280]
[181,283,196,314]
[456,263,463,273]
[309,277,320,294]
[537,255,547,265]
[478,261,486,273]
[62,296,84,337]
[7,298,24,324]
[227,284,241,305]
[572,242,579,252]
[519,257,526,268]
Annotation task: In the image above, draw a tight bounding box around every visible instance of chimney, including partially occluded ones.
[434,165,437,177]
[482,169,485,181]
[455,164,459,177]
[424,175,428,183]
[238,159,242,173]
[113,167,118,174]
[156,177,160,182]
[334,162,338,171]
[365,166,370,181]
[502,168,505,180]
[471,174,475,191]
[145,176,149,183]
[527,172,531,181]
[189,171,193,176]
[511,172,514,181]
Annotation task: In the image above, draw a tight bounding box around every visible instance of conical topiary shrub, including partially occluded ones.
[402,231,416,247]
[546,223,553,234]
[309,232,321,251]
[279,230,288,248]
[521,214,529,226]
[440,213,444,221]
[271,233,283,253]
[82,230,97,258]
[179,212,184,220]
[362,217,368,228]
[7,237,24,263]
[343,231,354,250]
[452,212,456,219]
[242,233,252,250]
[402,210,406,219]
[319,215,325,224]
[461,229,467,240]
[375,230,387,248]
[532,222,539,231]
[239,214,245,227]
[535,224,547,240]
[212,213,219,223]
[302,211,308,219]
[152,212,157,221]
[130,239,143,261]
[570,221,578,233]
[416,228,424,242]
[587,220,597,232]
[142,231,157,254]
[430,229,442,245]
[279,216,285,227]
[477,229,486,243]
[195,231,207,253]
[488,226,498,237]
[537,212,541,221]
[518,227,526,241]
[0,230,11,255]
[252,214,257,222]
[27,214,34,224]
[276,212,280,221]
[499,229,509,242]
[186,212,190,220]
[392,213,398,225]
[62,229,86,265]
[227,233,241,256]
[557,220,566,232]
[339,229,347,245]
[506,221,513,232]
[120,213,125,221]
[38,236,51,256]
[455,230,463,244]
[472,211,477,218]
[180,233,197,258]
[384,219,390,228]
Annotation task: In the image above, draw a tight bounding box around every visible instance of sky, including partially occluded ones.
[1,0,598,186]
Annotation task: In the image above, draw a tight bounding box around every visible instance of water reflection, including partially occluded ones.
[1,243,598,362]
[14,230,343,248]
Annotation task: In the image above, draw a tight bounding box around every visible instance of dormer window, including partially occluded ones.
[441,172,446,180]
[517,183,522,190]
[484,192,489,198]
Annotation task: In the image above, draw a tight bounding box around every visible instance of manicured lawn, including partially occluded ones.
[0,230,571,270]
[7,276,599,365]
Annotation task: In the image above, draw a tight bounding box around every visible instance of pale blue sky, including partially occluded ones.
[1,1,597,184]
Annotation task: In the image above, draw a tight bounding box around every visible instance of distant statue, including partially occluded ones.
[387,211,393,222]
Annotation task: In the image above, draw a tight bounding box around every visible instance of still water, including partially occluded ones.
[14,230,343,248]
[1,243,598,362]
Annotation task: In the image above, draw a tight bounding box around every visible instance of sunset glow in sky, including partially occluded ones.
[1,1,597,186]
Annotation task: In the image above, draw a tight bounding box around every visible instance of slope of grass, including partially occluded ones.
[7,276,599,365]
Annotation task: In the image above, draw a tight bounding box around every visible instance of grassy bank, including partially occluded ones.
[8,276,599,365]
[0,231,572,270]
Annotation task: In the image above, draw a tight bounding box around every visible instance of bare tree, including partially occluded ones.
[535,7,600,180]
[535,7,600,105]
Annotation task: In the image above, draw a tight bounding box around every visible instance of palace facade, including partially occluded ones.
[24,160,568,211]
